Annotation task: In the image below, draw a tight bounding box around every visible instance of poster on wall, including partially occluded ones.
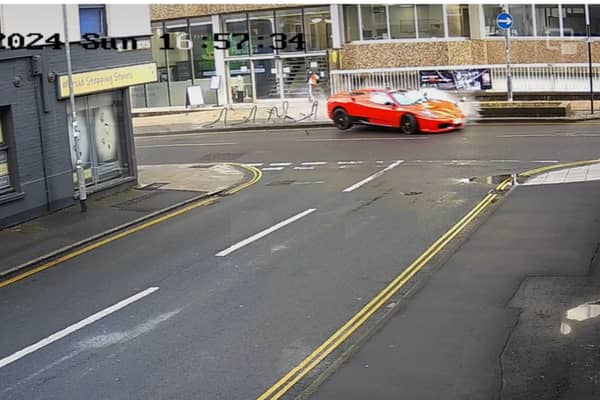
[93,106,119,163]
[419,69,492,91]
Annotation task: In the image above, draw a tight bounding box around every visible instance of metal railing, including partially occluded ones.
[330,63,600,93]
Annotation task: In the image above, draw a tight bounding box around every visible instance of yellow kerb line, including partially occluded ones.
[0,164,261,289]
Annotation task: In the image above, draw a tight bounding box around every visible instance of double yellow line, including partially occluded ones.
[257,177,512,400]
[0,164,262,289]
[259,159,600,400]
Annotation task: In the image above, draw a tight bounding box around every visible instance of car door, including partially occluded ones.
[365,92,398,126]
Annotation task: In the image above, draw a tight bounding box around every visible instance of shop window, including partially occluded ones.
[224,13,250,57]
[0,111,13,193]
[508,4,534,36]
[535,4,560,36]
[416,4,444,38]
[227,61,253,103]
[483,4,505,37]
[277,8,304,52]
[304,6,332,51]
[590,5,600,36]
[249,11,275,55]
[67,91,128,187]
[447,4,470,37]
[165,20,192,106]
[562,4,586,36]
[343,5,360,42]
[389,5,416,39]
[190,19,215,79]
[361,5,388,40]
[79,4,106,36]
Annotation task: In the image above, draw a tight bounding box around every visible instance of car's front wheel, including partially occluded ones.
[400,113,418,135]
[333,108,353,130]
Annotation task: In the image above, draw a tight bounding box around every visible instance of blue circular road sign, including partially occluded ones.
[496,12,513,30]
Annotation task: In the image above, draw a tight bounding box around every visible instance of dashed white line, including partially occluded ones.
[339,165,357,169]
[291,181,325,185]
[269,162,292,166]
[337,161,364,165]
[301,161,328,166]
[246,163,264,167]
[342,160,404,193]
[293,166,315,170]
[262,167,285,171]
[0,287,160,370]
[215,208,317,257]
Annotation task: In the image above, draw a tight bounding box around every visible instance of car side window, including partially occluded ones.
[369,93,393,105]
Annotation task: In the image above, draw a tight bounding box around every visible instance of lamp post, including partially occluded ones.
[586,4,594,114]
[62,4,87,212]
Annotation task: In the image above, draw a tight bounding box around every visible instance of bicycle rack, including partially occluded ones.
[295,101,319,122]
[202,107,228,128]
[230,105,257,126]
[267,101,295,122]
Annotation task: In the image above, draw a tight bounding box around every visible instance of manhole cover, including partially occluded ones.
[198,152,245,161]
[266,180,295,186]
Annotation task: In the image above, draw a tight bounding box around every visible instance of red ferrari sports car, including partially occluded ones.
[327,88,465,134]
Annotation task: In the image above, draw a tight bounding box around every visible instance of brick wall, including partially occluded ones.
[151,4,299,20]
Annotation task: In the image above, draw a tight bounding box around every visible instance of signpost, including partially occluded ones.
[497,12,513,102]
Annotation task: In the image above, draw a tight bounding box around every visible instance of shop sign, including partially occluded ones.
[58,63,158,99]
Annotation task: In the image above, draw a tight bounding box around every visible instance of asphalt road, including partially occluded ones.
[1,122,600,399]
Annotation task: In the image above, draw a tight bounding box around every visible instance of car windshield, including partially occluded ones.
[390,91,423,105]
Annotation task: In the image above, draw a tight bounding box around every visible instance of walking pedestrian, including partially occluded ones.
[307,69,318,102]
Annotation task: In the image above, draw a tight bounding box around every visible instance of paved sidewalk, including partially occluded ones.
[309,172,600,399]
[0,163,246,277]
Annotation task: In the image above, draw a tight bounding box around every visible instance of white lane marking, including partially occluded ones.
[339,165,357,169]
[497,134,556,138]
[262,167,285,171]
[301,161,328,166]
[216,208,317,257]
[270,162,292,166]
[137,143,237,148]
[489,159,521,162]
[376,160,385,164]
[293,166,315,170]
[532,160,559,163]
[246,163,264,167]
[291,181,325,185]
[296,137,427,142]
[0,287,159,370]
[337,161,364,165]
[342,160,404,193]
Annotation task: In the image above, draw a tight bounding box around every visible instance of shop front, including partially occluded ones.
[57,63,157,191]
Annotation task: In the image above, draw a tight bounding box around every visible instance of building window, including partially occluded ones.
[304,6,332,50]
[224,13,250,57]
[249,10,275,55]
[508,4,534,36]
[277,8,304,53]
[389,5,416,39]
[79,4,106,36]
[562,4,586,36]
[447,4,470,37]
[483,4,504,37]
[165,20,192,106]
[361,5,388,40]
[190,19,215,79]
[590,5,600,36]
[416,4,444,38]
[535,4,560,36]
[0,113,12,193]
[67,91,128,187]
[343,5,360,42]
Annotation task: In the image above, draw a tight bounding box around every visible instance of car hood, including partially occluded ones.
[417,100,463,118]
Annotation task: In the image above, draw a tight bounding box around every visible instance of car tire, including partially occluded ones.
[400,113,418,135]
[333,108,353,130]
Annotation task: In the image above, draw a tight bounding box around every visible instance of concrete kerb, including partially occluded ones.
[0,163,261,282]
[292,159,600,400]
[134,121,332,137]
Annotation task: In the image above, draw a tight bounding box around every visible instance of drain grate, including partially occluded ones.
[198,152,245,161]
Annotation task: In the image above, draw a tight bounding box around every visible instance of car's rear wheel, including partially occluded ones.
[333,108,353,130]
[400,113,418,135]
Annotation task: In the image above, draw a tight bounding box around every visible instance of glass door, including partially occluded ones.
[254,58,280,100]
[227,60,254,103]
